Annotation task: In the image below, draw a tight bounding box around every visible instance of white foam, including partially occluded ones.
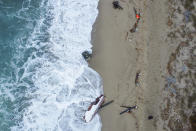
[12,0,102,131]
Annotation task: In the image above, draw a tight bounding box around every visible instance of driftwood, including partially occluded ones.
[99,100,114,110]
[120,105,137,115]
[130,8,141,33]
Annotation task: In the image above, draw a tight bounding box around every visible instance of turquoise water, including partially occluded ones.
[0,0,46,130]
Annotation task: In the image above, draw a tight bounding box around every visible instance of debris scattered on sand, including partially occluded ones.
[134,7,141,21]
[113,1,123,10]
[135,70,141,87]
[130,20,139,33]
[99,100,114,110]
[120,105,137,115]
[148,115,154,120]
[130,8,141,33]
[84,96,114,122]
[82,51,92,61]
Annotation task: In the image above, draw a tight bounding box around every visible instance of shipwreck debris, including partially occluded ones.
[99,100,114,110]
[135,70,141,87]
[148,115,154,120]
[82,51,92,61]
[130,8,141,33]
[83,96,113,122]
[113,1,123,10]
[120,105,137,115]
[134,7,141,21]
[84,95,105,122]
[130,20,139,33]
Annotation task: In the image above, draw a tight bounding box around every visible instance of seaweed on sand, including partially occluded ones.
[190,114,196,131]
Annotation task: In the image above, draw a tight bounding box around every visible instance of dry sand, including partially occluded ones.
[90,0,175,130]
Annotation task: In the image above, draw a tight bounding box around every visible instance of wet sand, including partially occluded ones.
[90,0,174,130]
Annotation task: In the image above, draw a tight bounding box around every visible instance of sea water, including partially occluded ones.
[0,0,103,130]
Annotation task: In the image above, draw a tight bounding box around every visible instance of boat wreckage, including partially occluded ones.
[84,95,105,122]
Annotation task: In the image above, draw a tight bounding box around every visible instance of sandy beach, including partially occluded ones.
[90,0,196,130]
[90,0,174,130]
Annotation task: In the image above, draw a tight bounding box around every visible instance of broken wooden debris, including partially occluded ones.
[99,100,114,110]
[120,105,137,115]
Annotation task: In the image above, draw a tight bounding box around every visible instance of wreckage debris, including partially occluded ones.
[120,105,137,115]
[99,100,114,110]
[134,7,141,21]
[135,70,140,87]
[83,96,114,122]
[148,115,153,120]
[84,95,105,122]
[82,51,92,61]
[113,1,123,10]
[130,20,139,33]
[130,8,141,33]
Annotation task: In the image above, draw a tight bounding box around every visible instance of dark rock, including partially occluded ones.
[82,51,92,60]
[148,115,153,120]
